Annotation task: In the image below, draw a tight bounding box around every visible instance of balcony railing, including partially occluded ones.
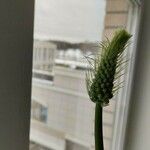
[32,40,56,81]
[33,40,56,72]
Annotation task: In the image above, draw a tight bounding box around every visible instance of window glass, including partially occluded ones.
[30,1,140,150]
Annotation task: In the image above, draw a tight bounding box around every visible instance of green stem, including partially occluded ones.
[95,103,104,150]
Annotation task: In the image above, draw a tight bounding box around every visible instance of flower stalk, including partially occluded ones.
[86,29,131,150]
[95,103,103,150]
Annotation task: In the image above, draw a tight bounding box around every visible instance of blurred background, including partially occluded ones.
[30,0,141,150]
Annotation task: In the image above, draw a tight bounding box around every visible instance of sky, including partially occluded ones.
[34,0,106,43]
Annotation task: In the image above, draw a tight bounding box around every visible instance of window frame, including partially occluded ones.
[111,2,142,150]
[0,0,34,149]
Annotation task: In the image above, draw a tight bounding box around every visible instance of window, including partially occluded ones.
[31,101,48,123]
[30,0,141,150]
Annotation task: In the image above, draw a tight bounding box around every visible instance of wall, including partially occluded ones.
[0,0,34,149]
[125,0,150,149]
[103,0,129,40]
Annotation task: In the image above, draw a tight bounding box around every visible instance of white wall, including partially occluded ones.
[125,0,150,149]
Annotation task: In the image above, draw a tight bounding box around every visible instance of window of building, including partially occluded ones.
[31,101,48,123]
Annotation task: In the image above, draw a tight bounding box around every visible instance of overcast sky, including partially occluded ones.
[34,0,106,43]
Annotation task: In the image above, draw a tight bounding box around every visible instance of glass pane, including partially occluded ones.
[30,0,141,150]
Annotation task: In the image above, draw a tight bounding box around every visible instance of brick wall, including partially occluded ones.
[103,0,130,40]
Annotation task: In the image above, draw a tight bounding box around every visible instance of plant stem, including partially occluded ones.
[95,103,104,150]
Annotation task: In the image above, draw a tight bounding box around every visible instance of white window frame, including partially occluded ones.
[111,1,142,150]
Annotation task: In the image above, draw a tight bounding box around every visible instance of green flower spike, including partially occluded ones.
[86,29,131,150]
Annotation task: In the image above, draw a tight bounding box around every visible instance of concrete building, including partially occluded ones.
[30,40,116,150]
